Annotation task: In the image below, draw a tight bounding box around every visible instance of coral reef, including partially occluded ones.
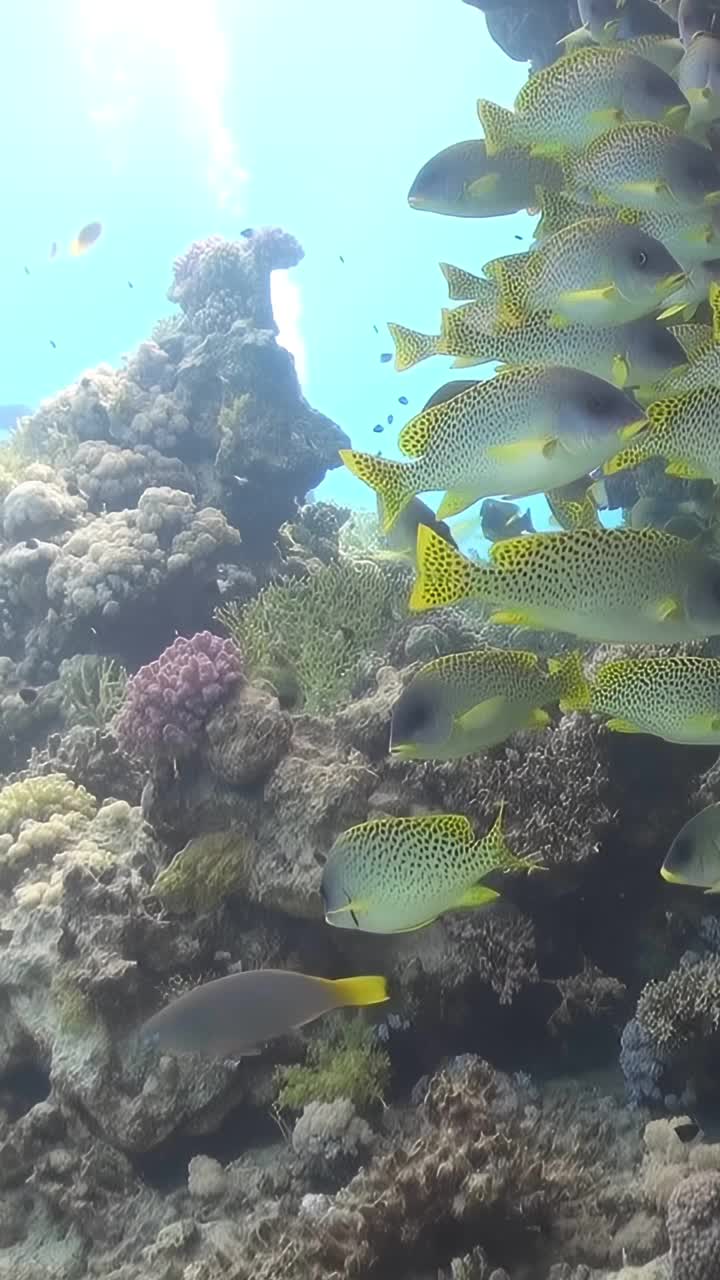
[274,1018,391,1111]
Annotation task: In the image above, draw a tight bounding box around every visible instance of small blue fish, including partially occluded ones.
[373,424,384,434]
[240,228,254,238]
[387,414,394,425]
[380,353,392,363]
[399,396,409,405]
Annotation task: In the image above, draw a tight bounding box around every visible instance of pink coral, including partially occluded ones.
[115,631,243,761]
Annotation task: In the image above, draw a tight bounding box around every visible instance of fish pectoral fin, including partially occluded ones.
[391,916,440,933]
[561,284,617,304]
[665,459,707,480]
[456,885,501,909]
[589,107,625,127]
[605,717,643,733]
[684,712,720,733]
[451,356,482,368]
[466,174,500,198]
[489,609,541,627]
[437,486,485,519]
[620,180,669,200]
[486,436,557,463]
[657,303,693,322]
[612,354,630,387]
[456,696,507,732]
[524,707,551,730]
[325,898,368,920]
[655,595,684,622]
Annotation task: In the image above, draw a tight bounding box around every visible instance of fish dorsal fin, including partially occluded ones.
[710,281,720,344]
[489,532,546,572]
[418,813,475,843]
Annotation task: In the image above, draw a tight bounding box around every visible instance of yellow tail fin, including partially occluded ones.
[340,449,416,533]
[548,650,591,712]
[329,975,389,1007]
[440,262,490,302]
[477,99,517,156]
[387,322,440,372]
[411,525,484,611]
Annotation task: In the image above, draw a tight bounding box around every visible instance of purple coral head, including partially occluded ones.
[116,631,243,762]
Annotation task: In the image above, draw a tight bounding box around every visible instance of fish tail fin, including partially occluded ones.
[387,322,440,371]
[520,508,534,534]
[329,975,389,1007]
[339,449,415,533]
[548,650,591,713]
[411,525,487,611]
[477,99,518,155]
[481,802,541,874]
[440,261,489,301]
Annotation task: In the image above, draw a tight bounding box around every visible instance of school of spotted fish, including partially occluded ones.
[139,0,720,1064]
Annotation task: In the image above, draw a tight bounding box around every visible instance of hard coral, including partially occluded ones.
[667,1172,720,1279]
[169,229,303,331]
[115,631,243,762]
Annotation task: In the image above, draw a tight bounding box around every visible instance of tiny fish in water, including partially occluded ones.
[399,395,409,404]
[339,254,345,263]
[49,340,57,349]
[373,324,379,334]
[390,647,586,760]
[240,228,254,237]
[140,969,388,1059]
[411,524,720,644]
[380,352,392,363]
[128,280,134,289]
[571,654,720,743]
[480,498,535,542]
[662,803,720,891]
[387,414,394,425]
[322,807,537,934]
[23,266,30,276]
[49,242,58,259]
[70,221,102,256]
[18,687,38,705]
[373,424,384,434]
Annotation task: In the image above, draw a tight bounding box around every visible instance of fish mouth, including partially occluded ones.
[657,270,688,295]
[618,417,649,441]
[663,103,691,132]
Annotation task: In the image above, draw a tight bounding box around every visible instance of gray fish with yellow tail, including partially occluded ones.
[390,647,587,761]
[407,140,563,218]
[662,803,720,891]
[340,365,648,528]
[322,808,536,934]
[140,970,388,1059]
[565,123,720,213]
[477,45,689,158]
[571,654,720,743]
[483,219,685,329]
[410,524,720,643]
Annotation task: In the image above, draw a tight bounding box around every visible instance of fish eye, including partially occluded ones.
[585,390,614,415]
[634,250,649,269]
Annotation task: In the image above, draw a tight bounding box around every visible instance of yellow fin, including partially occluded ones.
[339,449,415,533]
[684,712,720,733]
[548,650,590,713]
[605,718,642,733]
[456,885,501,909]
[411,525,485,612]
[657,303,694,322]
[452,356,483,368]
[660,866,685,885]
[603,444,652,475]
[326,976,389,1007]
[559,284,617,305]
[489,609,538,627]
[525,707,551,730]
[589,107,624,127]
[655,596,683,622]
[487,436,557,463]
[612,354,629,388]
[440,261,489,301]
[397,404,447,457]
[665,459,707,479]
[437,486,486,519]
[387,322,440,372]
[619,179,669,200]
[466,173,499,199]
[549,312,570,329]
[710,281,720,344]
[477,99,517,155]
[456,696,507,733]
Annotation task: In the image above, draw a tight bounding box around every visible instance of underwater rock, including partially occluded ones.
[203,680,292,786]
[2,479,84,544]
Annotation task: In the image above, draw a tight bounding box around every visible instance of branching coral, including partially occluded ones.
[635,954,720,1054]
[115,631,243,761]
[217,559,405,713]
[548,962,626,1036]
[667,1172,720,1279]
[0,773,96,838]
[59,655,128,729]
[275,1019,391,1112]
